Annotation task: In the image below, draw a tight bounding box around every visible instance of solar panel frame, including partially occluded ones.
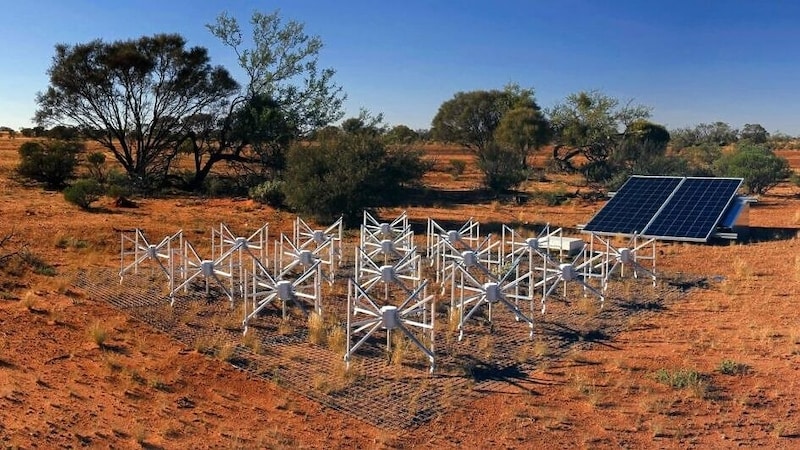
[641,177,743,242]
[582,176,683,236]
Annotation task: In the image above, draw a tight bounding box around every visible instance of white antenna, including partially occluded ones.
[243,256,322,334]
[345,277,435,373]
[359,224,416,266]
[533,242,605,313]
[119,229,183,290]
[170,239,234,306]
[590,233,657,290]
[355,245,423,294]
[210,223,269,298]
[448,249,535,341]
[293,216,343,280]
[362,210,412,248]
[427,218,502,282]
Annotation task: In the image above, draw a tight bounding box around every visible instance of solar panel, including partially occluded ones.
[582,176,743,242]
[643,178,742,241]
[582,176,682,235]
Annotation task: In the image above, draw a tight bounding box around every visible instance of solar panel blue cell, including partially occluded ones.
[583,176,682,235]
[642,178,742,241]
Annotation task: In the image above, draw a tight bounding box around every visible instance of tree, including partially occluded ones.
[494,105,550,168]
[283,116,428,224]
[181,10,347,190]
[611,120,670,167]
[431,84,541,152]
[671,122,739,151]
[384,125,419,145]
[432,84,549,191]
[740,123,769,144]
[548,90,651,172]
[714,142,790,195]
[35,34,238,186]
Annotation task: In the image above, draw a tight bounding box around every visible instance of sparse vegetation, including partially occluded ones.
[17,140,81,188]
[63,178,104,209]
[448,159,466,178]
[718,359,749,376]
[654,368,703,390]
[88,321,109,348]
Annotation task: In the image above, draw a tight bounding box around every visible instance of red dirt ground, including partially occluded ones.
[1,138,800,448]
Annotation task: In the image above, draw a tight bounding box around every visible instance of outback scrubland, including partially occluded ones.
[1,137,800,448]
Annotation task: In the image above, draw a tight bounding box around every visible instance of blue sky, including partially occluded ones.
[2,0,799,134]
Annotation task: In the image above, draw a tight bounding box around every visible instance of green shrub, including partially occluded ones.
[17,140,81,188]
[85,151,107,183]
[105,170,132,199]
[64,178,104,209]
[718,359,749,376]
[654,368,703,389]
[476,143,528,192]
[249,180,286,207]
[714,143,791,194]
[283,132,428,224]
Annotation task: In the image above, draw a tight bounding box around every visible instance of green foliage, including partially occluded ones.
[249,180,286,207]
[20,250,57,276]
[670,122,739,151]
[105,170,133,199]
[433,83,547,191]
[625,120,670,151]
[383,125,419,145]
[791,172,800,189]
[714,143,791,194]
[677,143,722,176]
[718,359,749,376]
[283,129,428,224]
[476,143,529,192]
[494,106,550,159]
[739,123,769,144]
[654,368,703,389]
[85,151,106,183]
[208,10,345,132]
[17,140,81,188]
[531,188,569,206]
[432,83,542,152]
[36,34,238,185]
[63,178,104,209]
[549,90,651,172]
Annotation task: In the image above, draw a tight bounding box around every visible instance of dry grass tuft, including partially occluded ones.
[88,321,109,348]
[277,317,294,336]
[307,312,325,345]
[217,341,236,362]
[241,331,262,355]
[327,325,346,355]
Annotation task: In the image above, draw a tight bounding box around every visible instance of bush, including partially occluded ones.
[283,132,428,224]
[105,170,133,199]
[718,359,749,376]
[476,143,528,192]
[85,151,107,183]
[17,140,81,188]
[64,178,104,209]
[654,368,703,389]
[249,180,286,207]
[714,143,791,194]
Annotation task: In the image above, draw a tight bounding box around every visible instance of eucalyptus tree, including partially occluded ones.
[35,34,238,186]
